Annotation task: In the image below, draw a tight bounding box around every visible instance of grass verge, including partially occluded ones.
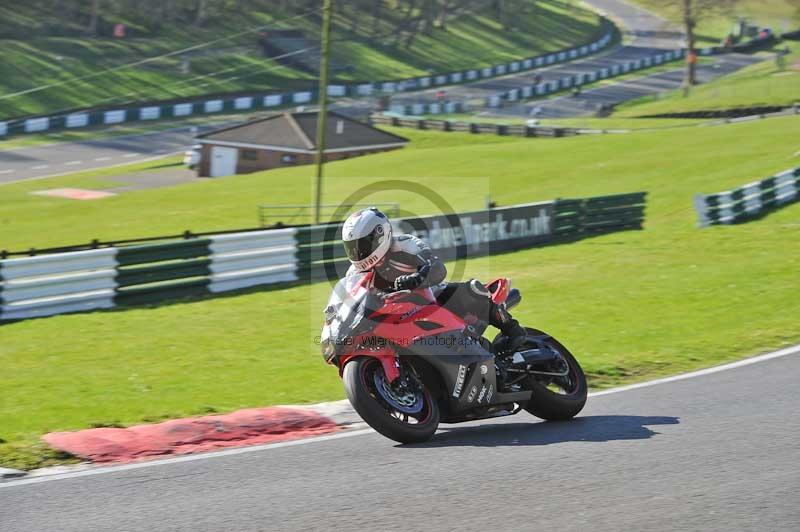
[616,44,800,116]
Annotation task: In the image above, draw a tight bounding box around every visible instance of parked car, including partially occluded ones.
[183,144,202,169]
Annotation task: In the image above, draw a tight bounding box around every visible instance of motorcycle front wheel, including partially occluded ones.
[343,357,440,444]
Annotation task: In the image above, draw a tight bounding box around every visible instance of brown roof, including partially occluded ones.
[198,111,408,151]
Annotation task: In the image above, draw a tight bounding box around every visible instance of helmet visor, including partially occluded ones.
[343,227,385,263]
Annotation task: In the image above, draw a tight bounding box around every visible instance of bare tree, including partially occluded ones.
[668,0,740,86]
[86,0,101,35]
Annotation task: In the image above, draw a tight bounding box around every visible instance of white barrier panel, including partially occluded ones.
[204,100,224,113]
[389,104,406,115]
[104,110,126,124]
[209,229,296,255]
[435,75,447,85]
[482,67,492,77]
[496,65,507,75]
[0,122,6,136]
[379,82,394,93]
[561,76,572,88]
[522,59,532,69]
[0,248,118,320]
[174,103,193,116]
[558,52,566,61]
[327,85,346,97]
[701,47,713,55]
[264,94,283,107]
[488,96,501,108]
[1,248,118,280]
[536,84,546,95]
[451,72,462,83]
[507,89,519,102]
[444,102,456,113]
[357,84,372,96]
[621,63,630,73]
[522,86,533,98]
[1,292,116,321]
[570,50,578,59]
[293,92,312,103]
[535,57,544,67]
[25,117,49,133]
[600,68,609,78]
[546,55,555,64]
[419,77,431,87]
[411,104,425,115]
[581,46,588,54]
[1,270,117,303]
[234,97,254,109]
[466,70,478,80]
[139,106,160,120]
[66,113,89,128]
[429,103,441,114]
[510,62,519,72]
[208,229,298,293]
[590,43,598,51]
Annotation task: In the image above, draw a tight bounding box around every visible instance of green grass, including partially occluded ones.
[630,0,800,46]
[616,44,800,116]
[2,116,800,470]
[0,0,602,118]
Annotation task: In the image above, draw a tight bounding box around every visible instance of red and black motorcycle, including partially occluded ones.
[321,272,587,444]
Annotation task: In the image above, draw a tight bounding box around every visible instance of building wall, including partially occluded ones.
[198,144,403,177]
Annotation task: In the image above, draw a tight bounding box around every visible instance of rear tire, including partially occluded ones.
[521,328,587,421]
[343,357,440,444]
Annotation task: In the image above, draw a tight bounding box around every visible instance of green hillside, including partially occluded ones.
[2,115,799,469]
[0,0,603,118]
[630,0,800,46]
[616,43,800,116]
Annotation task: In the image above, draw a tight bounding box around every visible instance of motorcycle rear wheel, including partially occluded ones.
[520,328,588,421]
[343,357,440,444]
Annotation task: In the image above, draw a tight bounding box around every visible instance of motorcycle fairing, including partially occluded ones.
[400,331,498,416]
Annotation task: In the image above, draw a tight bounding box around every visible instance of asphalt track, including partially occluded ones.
[0,125,222,186]
[2,347,799,531]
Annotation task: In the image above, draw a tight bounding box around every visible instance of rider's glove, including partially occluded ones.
[394,272,423,291]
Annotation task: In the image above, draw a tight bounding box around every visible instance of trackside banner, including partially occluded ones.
[394,201,555,260]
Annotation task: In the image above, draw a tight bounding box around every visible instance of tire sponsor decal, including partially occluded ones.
[452,364,467,398]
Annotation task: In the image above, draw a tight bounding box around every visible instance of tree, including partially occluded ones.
[86,0,101,35]
[669,0,739,86]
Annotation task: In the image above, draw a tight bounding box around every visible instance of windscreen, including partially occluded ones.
[320,272,383,361]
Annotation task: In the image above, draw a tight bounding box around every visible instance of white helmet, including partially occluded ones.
[341,207,393,272]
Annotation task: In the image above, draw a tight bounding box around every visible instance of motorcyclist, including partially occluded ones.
[341,207,527,352]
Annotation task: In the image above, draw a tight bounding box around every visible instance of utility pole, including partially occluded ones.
[313,0,333,225]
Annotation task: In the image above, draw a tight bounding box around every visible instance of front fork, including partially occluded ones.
[339,346,401,383]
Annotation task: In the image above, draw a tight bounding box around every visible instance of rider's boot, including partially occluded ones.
[490,303,527,353]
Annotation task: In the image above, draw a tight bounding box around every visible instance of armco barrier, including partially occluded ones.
[0,194,645,321]
[693,167,800,227]
[0,21,616,138]
[0,249,118,321]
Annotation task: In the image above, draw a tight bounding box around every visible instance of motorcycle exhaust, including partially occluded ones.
[510,347,569,376]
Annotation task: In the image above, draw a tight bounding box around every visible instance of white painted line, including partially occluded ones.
[2,343,799,489]
[31,164,50,170]
[122,153,138,158]
[0,169,14,175]
[64,160,82,166]
[94,156,111,162]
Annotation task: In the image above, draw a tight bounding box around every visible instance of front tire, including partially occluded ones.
[521,328,588,421]
[343,357,440,444]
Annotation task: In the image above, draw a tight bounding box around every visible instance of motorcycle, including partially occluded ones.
[320,271,587,444]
